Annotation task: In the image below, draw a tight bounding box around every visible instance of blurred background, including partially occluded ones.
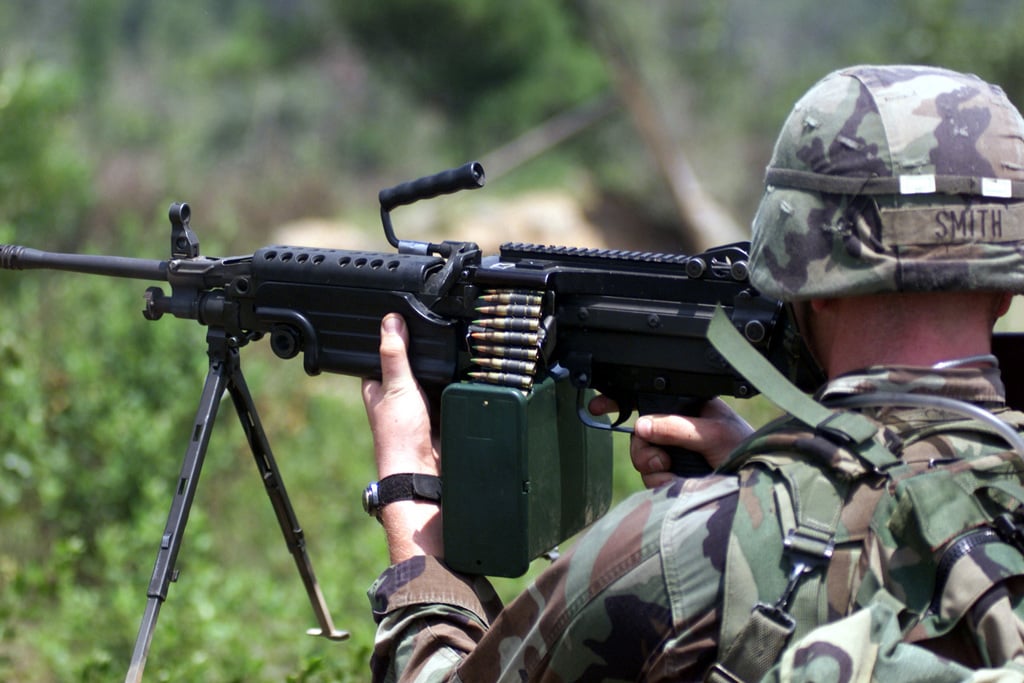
[2,1,1023,680]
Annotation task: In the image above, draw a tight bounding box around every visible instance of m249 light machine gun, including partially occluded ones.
[0,162,823,681]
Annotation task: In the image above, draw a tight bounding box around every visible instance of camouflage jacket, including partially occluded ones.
[367,365,1021,682]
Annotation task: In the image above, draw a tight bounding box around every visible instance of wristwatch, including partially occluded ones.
[362,473,442,519]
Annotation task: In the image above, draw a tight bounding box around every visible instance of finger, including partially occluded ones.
[361,376,382,408]
[587,394,619,417]
[632,402,752,471]
[378,313,414,387]
[635,413,728,453]
[642,471,680,489]
[630,432,678,489]
[635,413,699,447]
[629,429,670,475]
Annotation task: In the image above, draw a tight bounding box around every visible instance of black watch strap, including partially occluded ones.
[363,473,442,518]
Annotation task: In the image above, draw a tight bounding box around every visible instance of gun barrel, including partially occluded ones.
[0,244,168,281]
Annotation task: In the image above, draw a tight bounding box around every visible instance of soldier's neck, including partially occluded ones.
[806,291,1011,379]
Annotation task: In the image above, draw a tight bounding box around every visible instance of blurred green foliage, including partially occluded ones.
[335,0,608,155]
[0,61,91,247]
[1,0,1023,680]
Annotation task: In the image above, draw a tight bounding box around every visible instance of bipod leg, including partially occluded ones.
[224,347,349,642]
[125,330,232,683]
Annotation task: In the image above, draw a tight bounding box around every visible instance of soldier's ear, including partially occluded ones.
[995,292,1013,320]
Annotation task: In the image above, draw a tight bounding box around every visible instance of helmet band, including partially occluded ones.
[765,167,1024,200]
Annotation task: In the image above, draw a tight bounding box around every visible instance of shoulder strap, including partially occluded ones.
[707,307,891,683]
[708,307,899,472]
[709,458,847,683]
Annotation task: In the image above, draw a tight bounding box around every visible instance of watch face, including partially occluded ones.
[362,482,379,515]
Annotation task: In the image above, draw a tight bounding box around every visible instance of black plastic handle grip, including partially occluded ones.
[378,161,486,211]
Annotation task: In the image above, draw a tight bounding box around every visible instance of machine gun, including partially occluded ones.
[1,162,823,681]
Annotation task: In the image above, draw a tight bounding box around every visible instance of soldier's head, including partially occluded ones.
[748,65,1024,303]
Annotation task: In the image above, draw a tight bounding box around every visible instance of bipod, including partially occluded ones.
[125,328,347,683]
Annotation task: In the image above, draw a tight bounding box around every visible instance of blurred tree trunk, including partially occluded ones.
[578,1,747,251]
[480,93,619,181]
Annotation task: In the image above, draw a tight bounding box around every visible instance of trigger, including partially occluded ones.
[607,392,636,428]
[610,403,634,428]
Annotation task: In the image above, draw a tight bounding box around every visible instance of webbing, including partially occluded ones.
[706,307,897,470]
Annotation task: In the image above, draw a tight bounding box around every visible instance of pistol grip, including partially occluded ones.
[665,445,714,477]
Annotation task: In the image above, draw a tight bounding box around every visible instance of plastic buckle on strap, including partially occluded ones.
[783,527,835,565]
[775,528,835,612]
[708,603,798,683]
[772,560,812,615]
[705,663,747,683]
[752,600,797,630]
[815,410,879,448]
[994,508,1024,552]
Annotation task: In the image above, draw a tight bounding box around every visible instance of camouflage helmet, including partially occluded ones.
[748,64,1024,300]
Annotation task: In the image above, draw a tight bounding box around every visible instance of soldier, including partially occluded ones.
[361,65,1024,681]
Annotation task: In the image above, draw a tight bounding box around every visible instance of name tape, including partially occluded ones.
[881,203,1024,245]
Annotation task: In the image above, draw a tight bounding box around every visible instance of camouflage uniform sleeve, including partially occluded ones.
[367,555,504,682]
[367,474,739,682]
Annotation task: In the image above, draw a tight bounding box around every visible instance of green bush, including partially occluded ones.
[0,60,91,247]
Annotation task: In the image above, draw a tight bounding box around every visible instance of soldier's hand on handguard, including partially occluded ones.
[588,396,753,489]
[362,313,443,563]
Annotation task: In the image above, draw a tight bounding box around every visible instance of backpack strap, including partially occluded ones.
[707,459,845,683]
[706,306,899,683]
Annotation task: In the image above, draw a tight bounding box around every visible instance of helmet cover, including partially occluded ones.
[749,64,1024,300]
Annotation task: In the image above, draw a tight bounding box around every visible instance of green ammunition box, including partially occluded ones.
[441,375,613,577]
